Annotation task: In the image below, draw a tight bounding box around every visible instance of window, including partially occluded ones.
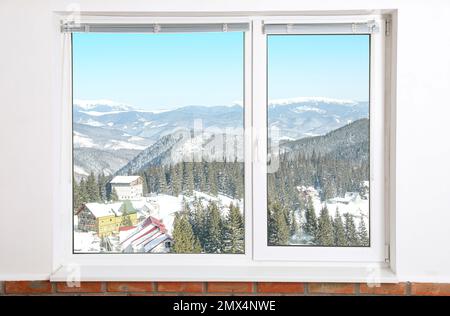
[252,19,387,262]
[56,15,392,280]
[71,27,246,254]
[267,34,371,247]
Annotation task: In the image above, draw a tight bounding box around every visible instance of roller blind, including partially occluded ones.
[263,21,379,34]
[61,22,249,33]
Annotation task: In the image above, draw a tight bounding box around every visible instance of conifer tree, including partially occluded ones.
[223,203,244,253]
[333,210,346,246]
[204,201,223,253]
[268,201,290,245]
[120,201,133,227]
[357,218,369,246]
[86,171,100,202]
[183,162,195,196]
[172,212,200,253]
[140,172,149,195]
[111,188,119,202]
[73,179,81,212]
[157,167,168,194]
[170,164,182,196]
[233,161,244,199]
[316,205,334,246]
[198,161,208,192]
[97,172,107,202]
[207,164,218,196]
[190,197,206,250]
[290,210,299,237]
[344,213,359,246]
[79,178,89,204]
[303,197,318,241]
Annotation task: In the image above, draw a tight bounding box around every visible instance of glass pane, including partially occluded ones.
[267,35,370,247]
[73,32,245,254]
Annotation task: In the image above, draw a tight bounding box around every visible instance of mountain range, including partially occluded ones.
[72,98,368,179]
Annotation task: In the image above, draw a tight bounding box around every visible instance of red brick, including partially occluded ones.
[360,283,406,295]
[207,282,253,293]
[308,283,355,295]
[257,282,305,294]
[411,283,450,296]
[5,281,53,294]
[107,282,153,292]
[156,282,203,293]
[56,282,103,293]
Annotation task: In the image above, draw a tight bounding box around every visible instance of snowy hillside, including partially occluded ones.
[115,131,244,176]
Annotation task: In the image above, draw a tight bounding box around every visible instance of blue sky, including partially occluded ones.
[268,35,369,102]
[73,33,369,110]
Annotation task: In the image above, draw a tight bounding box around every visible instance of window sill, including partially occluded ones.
[50,264,397,283]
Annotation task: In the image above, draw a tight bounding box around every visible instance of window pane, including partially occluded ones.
[73,32,245,254]
[267,35,370,247]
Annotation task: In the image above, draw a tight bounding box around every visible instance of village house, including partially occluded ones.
[76,201,138,237]
[110,175,144,201]
[119,216,172,253]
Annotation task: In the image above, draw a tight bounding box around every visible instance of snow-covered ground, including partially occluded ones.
[74,231,100,253]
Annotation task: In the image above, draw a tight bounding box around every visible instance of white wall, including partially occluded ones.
[1,0,450,282]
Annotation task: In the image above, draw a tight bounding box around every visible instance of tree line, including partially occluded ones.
[138,160,244,199]
[268,150,369,213]
[171,198,244,254]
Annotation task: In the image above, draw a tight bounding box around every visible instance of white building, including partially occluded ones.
[110,175,144,201]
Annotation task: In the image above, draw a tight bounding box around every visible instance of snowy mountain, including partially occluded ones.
[115,130,244,176]
[278,118,369,160]
[268,98,368,139]
[74,99,135,112]
[73,98,368,178]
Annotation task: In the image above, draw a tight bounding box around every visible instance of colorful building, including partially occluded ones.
[76,201,138,237]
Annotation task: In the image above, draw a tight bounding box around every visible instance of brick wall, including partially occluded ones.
[1,281,450,296]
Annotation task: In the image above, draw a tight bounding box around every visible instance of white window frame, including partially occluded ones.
[253,16,388,262]
[52,13,396,282]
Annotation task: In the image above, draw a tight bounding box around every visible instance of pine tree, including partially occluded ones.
[183,162,195,196]
[316,205,334,246]
[268,201,290,245]
[233,161,244,199]
[189,197,206,250]
[157,167,168,194]
[73,179,81,212]
[140,172,149,195]
[290,210,299,237]
[97,172,107,202]
[111,188,119,202]
[120,201,133,227]
[78,178,89,204]
[170,164,182,196]
[207,164,218,196]
[344,213,359,246]
[196,161,207,192]
[86,171,100,202]
[223,203,244,253]
[303,197,318,241]
[172,212,201,253]
[333,210,346,246]
[357,218,369,246]
[204,201,223,253]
